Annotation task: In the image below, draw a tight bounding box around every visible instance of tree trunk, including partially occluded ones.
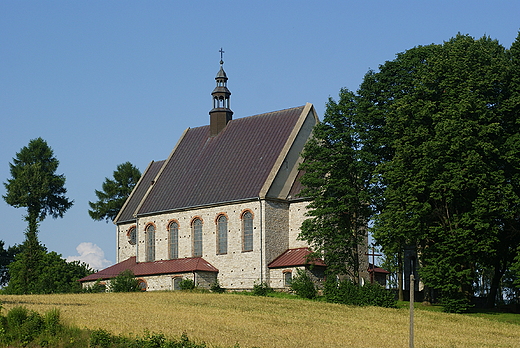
[485,260,506,308]
[398,251,404,301]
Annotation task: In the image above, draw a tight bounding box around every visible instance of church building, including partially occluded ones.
[80,57,352,291]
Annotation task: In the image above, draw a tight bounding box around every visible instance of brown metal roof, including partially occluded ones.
[136,106,306,216]
[368,263,390,274]
[268,247,326,268]
[78,256,218,282]
[115,160,165,223]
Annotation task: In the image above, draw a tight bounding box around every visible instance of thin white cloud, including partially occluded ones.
[66,242,112,271]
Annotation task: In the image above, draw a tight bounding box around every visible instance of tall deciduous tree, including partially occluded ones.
[363,33,520,310]
[88,162,141,222]
[301,32,520,311]
[3,137,73,293]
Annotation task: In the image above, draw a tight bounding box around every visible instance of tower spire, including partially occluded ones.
[210,48,233,136]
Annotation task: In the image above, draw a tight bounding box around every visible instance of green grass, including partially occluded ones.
[397,300,520,325]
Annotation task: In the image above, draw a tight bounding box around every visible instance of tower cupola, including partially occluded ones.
[210,48,233,136]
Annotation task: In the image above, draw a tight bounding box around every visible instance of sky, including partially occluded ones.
[1,1,519,270]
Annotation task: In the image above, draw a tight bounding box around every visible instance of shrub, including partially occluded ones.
[43,307,61,336]
[442,291,473,313]
[109,270,140,292]
[252,282,273,296]
[210,280,225,293]
[290,269,317,299]
[83,279,106,293]
[324,278,396,308]
[179,278,196,290]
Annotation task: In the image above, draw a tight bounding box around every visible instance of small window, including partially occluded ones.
[192,218,203,257]
[173,277,182,290]
[127,226,136,245]
[217,215,227,254]
[145,224,155,262]
[284,271,292,287]
[169,221,179,259]
[242,211,253,252]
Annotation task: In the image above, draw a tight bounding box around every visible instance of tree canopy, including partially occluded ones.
[3,137,73,230]
[300,32,520,311]
[88,162,141,222]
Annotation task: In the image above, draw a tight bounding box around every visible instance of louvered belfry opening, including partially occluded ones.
[210,57,233,136]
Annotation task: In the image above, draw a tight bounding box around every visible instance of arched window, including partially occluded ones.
[137,279,147,291]
[145,224,155,262]
[217,215,227,254]
[192,218,203,257]
[242,211,253,252]
[169,221,179,259]
[127,226,136,245]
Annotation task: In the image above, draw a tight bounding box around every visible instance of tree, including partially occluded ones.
[299,90,374,281]
[6,247,93,294]
[4,137,73,232]
[0,241,22,287]
[88,162,141,222]
[359,33,520,310]
[3,137,73,293]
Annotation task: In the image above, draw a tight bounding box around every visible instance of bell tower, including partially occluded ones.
[210,48,233,136]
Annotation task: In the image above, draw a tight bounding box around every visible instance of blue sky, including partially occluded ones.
[1,1,519,269]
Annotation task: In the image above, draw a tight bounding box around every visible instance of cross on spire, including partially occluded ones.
[219,48,225,64]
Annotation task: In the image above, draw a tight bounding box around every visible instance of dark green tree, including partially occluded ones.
[6,248,93,294]
[299,90,374,281]
[88,162,141,222]
[3,137,73,293]
[0,241,22,287]
[360,33,520,310]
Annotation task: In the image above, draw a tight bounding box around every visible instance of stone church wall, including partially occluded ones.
[129,200,265,290]
[116,198,314,291]
[263,200,289,280]
[117,222,137,263]
[288,200,309,249]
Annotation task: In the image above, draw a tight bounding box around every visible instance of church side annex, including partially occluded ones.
[80,56,332,291]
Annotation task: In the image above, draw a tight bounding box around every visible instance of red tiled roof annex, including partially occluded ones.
[78,256,218,282]
[268,247,326,268]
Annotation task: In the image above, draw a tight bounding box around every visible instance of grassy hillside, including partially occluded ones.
[1,292,519,348]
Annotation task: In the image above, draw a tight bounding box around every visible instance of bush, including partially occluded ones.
[210,280,225,293]
[179,278,196,290]
[109,270,140,292]
[83,279,106,293]
[442,291,473,313]
[324,278,396,308]
[290,269,317,299]
[252,282,273,296]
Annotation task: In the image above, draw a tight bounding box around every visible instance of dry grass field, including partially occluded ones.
[1,292,519,348]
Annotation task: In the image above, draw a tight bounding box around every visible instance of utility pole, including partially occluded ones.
[409,274,415,348]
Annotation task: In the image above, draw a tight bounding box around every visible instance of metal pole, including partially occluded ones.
[409,274,415,348]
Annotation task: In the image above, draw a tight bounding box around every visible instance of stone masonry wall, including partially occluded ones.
[288,200,310,249]
[117,222,137,263]
[263,200,289,284]
[130,200,264,290]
